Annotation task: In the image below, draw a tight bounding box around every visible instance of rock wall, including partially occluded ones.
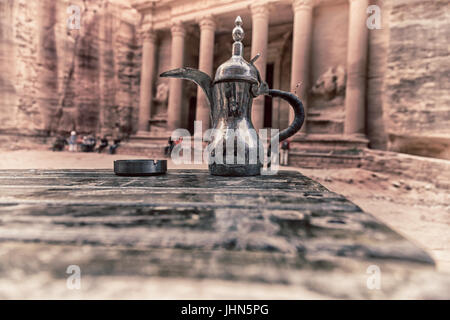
[366,0,390,150]
[383,0,450,159]
[0,0,140,139]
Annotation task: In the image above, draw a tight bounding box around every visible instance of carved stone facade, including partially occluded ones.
[130,0,449,160]
[0,0,448,160]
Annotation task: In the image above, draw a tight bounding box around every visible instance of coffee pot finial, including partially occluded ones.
[232,16,244,42]
[213,16,259,84]
[231,16,244,57]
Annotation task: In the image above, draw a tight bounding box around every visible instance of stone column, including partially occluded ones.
[167,22,186,131]
[344,0,369,136]
[290,0,314,133]
[272,55,282,129]
[196,16,216,131]
[250,3,269,131]
[138,29,157,133]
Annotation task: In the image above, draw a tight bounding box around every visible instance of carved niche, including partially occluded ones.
[152,82,169,119]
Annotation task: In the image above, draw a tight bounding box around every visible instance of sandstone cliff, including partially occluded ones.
[383,0,450,159]
[0,0,140,138]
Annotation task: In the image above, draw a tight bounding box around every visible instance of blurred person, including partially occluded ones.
[97,136,109,153]
[165,137,174,157]
[52,135,67,151]
[175,136,183,145]
[280,139,290,166]
[68,131,77,152]
[109,138,121,155]
[80,134,96,152]
[80,135,88,152]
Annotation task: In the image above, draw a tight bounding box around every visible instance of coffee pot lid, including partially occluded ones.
[213,16,259,84]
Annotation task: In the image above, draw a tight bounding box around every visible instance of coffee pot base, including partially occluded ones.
[209,163,262,177]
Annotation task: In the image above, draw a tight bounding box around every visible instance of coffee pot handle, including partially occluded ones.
[250,54,304,142]
[265,89,305,142]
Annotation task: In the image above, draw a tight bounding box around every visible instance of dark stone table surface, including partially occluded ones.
[0,169,448,299]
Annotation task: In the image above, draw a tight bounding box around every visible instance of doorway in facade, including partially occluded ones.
[263,63,274,128]
[187,96,197,135]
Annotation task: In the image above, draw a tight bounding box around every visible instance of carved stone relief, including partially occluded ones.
[152,82,169,120]
[311,65,346,101]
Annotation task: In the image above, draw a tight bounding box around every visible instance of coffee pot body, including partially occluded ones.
[160,17,304,176]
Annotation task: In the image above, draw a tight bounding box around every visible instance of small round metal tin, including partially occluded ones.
[114,159,167,176]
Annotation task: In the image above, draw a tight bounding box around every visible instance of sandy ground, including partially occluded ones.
[0,149,449,274]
